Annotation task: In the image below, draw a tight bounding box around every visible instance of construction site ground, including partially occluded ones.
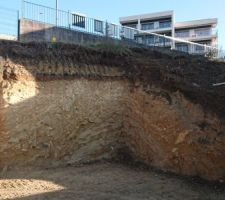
[0,162,225,200]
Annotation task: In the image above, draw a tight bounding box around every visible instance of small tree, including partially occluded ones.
[205,48,218,59]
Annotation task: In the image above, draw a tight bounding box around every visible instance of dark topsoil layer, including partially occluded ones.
[0,40,225,119]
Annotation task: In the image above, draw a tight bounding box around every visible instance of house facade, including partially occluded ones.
[175,18,218,54]
[119,11,218,54]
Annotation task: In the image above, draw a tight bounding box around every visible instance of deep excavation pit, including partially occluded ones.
[0,40,225,188]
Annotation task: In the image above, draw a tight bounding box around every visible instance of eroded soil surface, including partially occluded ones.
[0,162,224,200]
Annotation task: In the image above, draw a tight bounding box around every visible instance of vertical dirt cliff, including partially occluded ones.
[0,41,225,181]
[123,88,225,180]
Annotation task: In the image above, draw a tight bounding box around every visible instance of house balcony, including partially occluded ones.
[175,29,218,41]
[140,21,172,33]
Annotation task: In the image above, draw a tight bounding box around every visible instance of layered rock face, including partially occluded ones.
[0,41,225,181]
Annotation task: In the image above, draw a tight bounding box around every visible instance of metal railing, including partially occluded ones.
[0,6,19,40]
[21,1,224,59]
[22,1,110,37]
[175,28,218,39]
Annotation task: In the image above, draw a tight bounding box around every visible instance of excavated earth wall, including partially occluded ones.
[0,41,225,181]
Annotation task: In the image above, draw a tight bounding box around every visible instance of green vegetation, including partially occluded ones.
[88,42,132,55]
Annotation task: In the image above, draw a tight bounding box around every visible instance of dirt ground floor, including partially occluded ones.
[0,162,224,200]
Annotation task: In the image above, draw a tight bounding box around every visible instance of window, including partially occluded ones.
[94,20,103,33]
[159,20,171,28]
[72,14,85,28]
[195,28,211,37]
[142,36,170,46]
[195,45,205,52]
[120,27,136,39]
[145,36,155,45]
[108,23,117,37]
[125,24,137,29]
[158,37,171,46]
[195,42,210,52]
[176,44,189,53]
[141,23,154,30]
[175,30,189,38]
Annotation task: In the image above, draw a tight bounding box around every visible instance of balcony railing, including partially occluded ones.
[141,21,171,31]
[176,28,218,39]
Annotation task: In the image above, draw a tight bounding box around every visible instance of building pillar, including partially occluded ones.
[137,18,141,30]
[154,22,159,29]
[190,29,195,37]
[171,11,175,49]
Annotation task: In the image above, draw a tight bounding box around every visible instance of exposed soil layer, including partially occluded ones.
[0,162,225,200]
[0,40,225,182]
[1,40,225,117]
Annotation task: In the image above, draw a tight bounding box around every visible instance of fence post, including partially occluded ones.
[163,34,166,47]
[105,21,108,37]
[56,0,58,26]
[204,44,207,54]
[21,0,24,19]
[68,10,71,29]
[17,10,20,41]
[190,44,193,54]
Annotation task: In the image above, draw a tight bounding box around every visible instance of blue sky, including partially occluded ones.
[2,0,225,49]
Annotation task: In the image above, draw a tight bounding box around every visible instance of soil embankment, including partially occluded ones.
[0,41,225,181]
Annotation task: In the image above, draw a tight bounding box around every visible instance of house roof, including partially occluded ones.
[119,11,173,23]
[175,18,217,29]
